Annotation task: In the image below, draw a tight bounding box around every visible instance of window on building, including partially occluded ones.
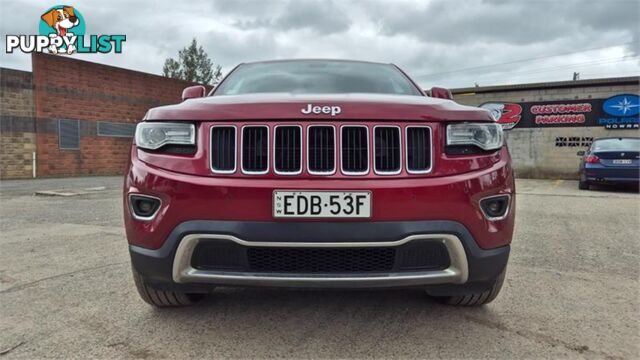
[97,122,136,138]
[59,119,80,150]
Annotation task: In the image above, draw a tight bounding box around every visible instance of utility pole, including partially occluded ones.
[573,72,580,81]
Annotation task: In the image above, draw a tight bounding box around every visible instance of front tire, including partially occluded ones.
[132,267,204,307]
[430,268,506,306]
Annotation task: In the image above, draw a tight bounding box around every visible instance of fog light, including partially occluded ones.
[129,194,161,220]
[479,195,510,220]
[487,201,501,213]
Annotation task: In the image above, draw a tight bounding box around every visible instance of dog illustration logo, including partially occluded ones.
[41,6,79,37]
[480,102,523,130]
[38,5,86,54]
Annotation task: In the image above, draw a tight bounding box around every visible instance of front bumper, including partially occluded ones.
[130,220,510,292]
[125,145,514,293]
[124,147,515,251]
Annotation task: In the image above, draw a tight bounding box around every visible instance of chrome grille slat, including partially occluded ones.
[374,126,401,174]
[406,127,432,173]
[341,126,369,174]
[242,126,268,174]
[210,126,236,173]
[275,126,302,174]
[308,126,335,174]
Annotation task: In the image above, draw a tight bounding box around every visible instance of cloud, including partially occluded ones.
[378,1,569,45]
[376,0,638,46]
[0,0,638,89]
[266,0,351,34]
[211,0,352,34]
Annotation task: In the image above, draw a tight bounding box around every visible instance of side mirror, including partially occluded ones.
[182,85,206,101]
[576,151,585,156]
[430,86,453,100]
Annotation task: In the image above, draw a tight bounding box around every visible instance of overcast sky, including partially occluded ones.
[1,0,638,88]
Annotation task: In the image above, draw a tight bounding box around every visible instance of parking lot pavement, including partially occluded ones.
[0,177,638,359]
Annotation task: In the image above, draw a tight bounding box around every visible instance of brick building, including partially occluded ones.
[0,53,207,179]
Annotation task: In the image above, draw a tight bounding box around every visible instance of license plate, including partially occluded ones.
[273,191,372,218]
[612,159,632,164]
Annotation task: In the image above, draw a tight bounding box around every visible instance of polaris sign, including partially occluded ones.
[599,94,640,129]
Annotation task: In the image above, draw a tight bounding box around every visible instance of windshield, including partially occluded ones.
[213,60,422,96]
[591,138,640,151]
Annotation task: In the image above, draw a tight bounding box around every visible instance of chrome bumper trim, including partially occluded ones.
[128,193,162,222]
[172,234,469,288]
[479,193,511,221]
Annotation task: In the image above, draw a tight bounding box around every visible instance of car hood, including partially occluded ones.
[145,93,493,122]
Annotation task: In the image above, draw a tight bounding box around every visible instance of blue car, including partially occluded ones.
[578,137,640,190]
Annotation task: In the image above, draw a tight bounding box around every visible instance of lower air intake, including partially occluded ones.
[191,240,451,273]
[248,247,395,273]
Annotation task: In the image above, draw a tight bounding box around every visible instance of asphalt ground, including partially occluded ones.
[0,177,638,359]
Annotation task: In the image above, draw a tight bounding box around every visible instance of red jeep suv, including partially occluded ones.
[124,60,515,307]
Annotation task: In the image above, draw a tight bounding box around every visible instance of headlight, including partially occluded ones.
[135,122,195,150]
[446,123,503,151]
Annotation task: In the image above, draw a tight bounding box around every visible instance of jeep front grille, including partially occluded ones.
[308,125,336,174]
[209,123,432,176]
[242,126,269,174]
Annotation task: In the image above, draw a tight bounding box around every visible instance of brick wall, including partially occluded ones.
[30,53,207,177]
[0,54,209,179]
[452,78,640,179]
[0,68,36,179]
